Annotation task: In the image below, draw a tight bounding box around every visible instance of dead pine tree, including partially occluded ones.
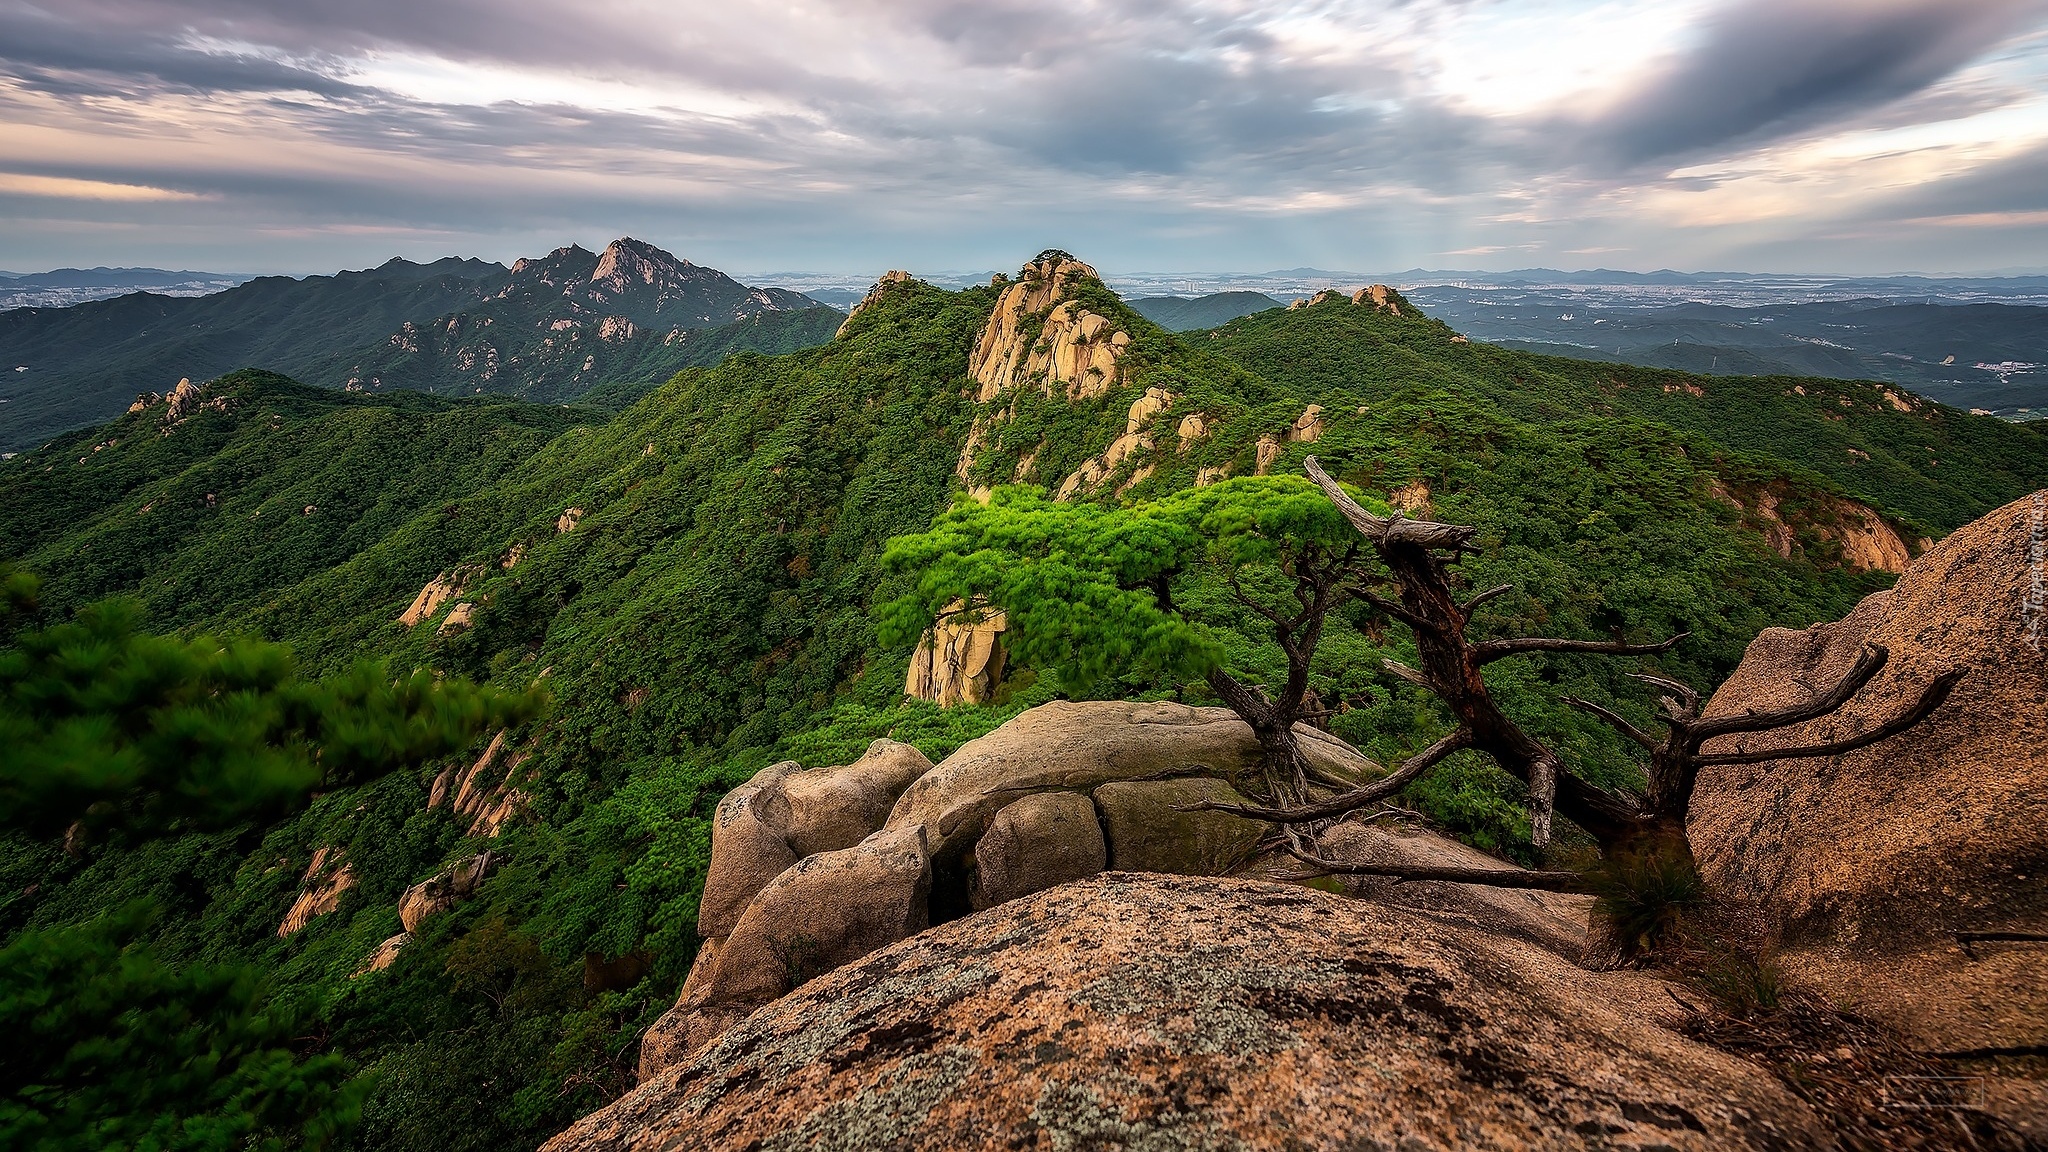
[1197,456,1965,923]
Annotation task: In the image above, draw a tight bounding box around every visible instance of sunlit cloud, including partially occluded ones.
[0,0,2042,273]
[0,172,209,201]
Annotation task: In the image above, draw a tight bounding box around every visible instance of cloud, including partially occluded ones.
[0,0,2043,273]
[1582,0,2048,167]
[0,172,209,200]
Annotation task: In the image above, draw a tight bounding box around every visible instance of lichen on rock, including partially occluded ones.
[552,876,1835,1152]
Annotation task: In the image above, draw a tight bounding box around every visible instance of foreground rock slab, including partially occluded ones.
[553,874,1831,1152]
[1692,489,2048,1057]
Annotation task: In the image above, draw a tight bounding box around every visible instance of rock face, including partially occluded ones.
[428,729,534,836]
[398,851,501,933]
[277,847,355,937]
[1254,404,1328,475]
[1691,490,2048,1056]
[696,741,934,939]
[955,253,1139,493]
[163,378,204,421]
[355,931,411,975]
[552,874,1832,1152]
[969,791,1105,910]
[1055,386,1175,500]
[1704,478,1913,573]
[903,604,1007,707]
[969,254,1131,404]
[1093,777,1263,875]
[642,701,1384,1079]
[1352,283,1405,314]
[639,825,933,1076]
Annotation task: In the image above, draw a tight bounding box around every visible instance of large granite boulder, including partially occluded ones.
[640,825,932,1077]
[643,701,1375,1077]
[883,699,1373,864]
[552,874,1833,1152]
[969,791,1105,911]
[1315,820,1596,960]
[1691,490,2048,1059]
[1094,776,1265,875]
[697,740,933,939]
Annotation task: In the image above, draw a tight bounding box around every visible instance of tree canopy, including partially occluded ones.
[877,476,1392,697]
[1,571,544,1150]
[2,576,544,840]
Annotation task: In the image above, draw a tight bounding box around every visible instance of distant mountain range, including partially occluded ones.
[1126,292,1284,331]
[1398,291,2048,417]
[0,239,838,451]
[0,267,251,310]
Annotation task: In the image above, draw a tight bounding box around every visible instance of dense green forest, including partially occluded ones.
[5,261,2045,1151]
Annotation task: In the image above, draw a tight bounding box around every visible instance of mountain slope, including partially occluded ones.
[1412,293,2048,416]
[2,370,588,625]
[6,254,2048,1152]
[1199,288,2048,534]
[0,240,831,451]
[0,259,505,451]
[1125,290,1284,330]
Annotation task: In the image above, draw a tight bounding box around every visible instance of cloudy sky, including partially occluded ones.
[3,0,2047,276]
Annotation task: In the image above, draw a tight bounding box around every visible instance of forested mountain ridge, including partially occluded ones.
[0,239,836,452]
[5,253,2046,1151]
[1199,289,2048,534]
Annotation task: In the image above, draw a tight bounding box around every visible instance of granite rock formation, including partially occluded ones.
[553,875,1833,1152]
[1691,489,2048,1057]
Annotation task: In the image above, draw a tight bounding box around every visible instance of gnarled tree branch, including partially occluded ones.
[1282,845,1586,891]
[1185,729,1473,823]
[1689,644,1889,740]
[1695,668,1965,766]
[1560,695,1662,751]
[1472,632,1688,666]
[1305,457,1477,550]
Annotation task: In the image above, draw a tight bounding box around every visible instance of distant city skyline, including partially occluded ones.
[3,0,2046,276]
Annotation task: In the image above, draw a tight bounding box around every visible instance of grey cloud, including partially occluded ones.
[1587,0,2048,167]
[0,4,361,97]
[0,0,2045,276]
[1589,0,2039,167]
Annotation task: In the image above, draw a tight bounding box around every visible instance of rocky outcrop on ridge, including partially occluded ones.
[1054,386,1175,499]
[277,847,355,937]
[639,701,1383,1078]
[553,875,1834,1152]
[1703,477,1915,573]
[1691,489,2048,1058]
[428,729,534,837]
[1286,284,1411,316]
[969,253,1132,404]
[398,850,501,933]
[954,253,1138,494]
[398,569,471,626]
[833,269,913,338]
[1254,403,1327,475]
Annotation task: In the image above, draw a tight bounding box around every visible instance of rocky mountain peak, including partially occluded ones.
[970,251,1128,402]
[589,237,694,297]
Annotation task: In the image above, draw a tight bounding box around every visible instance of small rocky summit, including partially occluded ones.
[550,876,1832,1152]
